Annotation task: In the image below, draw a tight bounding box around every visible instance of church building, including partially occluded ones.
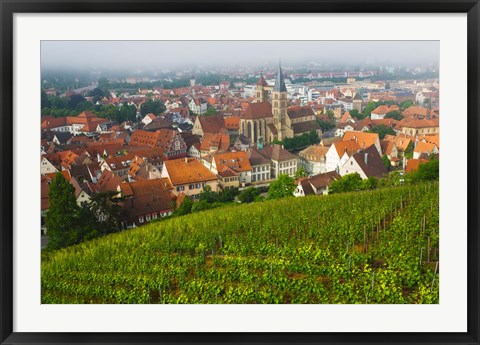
[239,63,321,145]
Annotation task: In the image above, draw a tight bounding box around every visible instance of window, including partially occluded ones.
[202,182,206,187]
[196,183,200,188]
[189,184,195,190]
[146,215,151,221]
[351,161,353,165]
[139,217,144,223]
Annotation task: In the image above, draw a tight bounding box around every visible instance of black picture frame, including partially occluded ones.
[1,1,479,344]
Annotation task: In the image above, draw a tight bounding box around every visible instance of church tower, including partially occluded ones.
[271,62,288,141]
[255,73,269,103]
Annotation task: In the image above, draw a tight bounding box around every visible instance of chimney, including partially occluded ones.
[364,153,368,165]
[185,157,188,163]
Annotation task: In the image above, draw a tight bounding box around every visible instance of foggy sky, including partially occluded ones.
[41,41,439,70]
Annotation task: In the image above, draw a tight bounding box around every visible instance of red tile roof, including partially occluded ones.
[163,158,217,185]
[406,158,429,174]
[214,151,252,173]
[242,102,272,120]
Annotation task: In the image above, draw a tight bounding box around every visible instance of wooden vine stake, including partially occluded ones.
[363,226,367,253]
[427,237,431,264]
[431,261,439,292]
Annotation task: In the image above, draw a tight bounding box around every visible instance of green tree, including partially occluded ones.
[140,99,166,116]
[51,96,69,111]
[316,116,336,133]
[349,109,365,120]
[45,173,81,249]
[238,187,260,203]
[97,77,110,94]
[308,130,320,145]
[361,176,378,190]
[404,141,414,159]
[267,174,296,199]
[329,173,364,194]
[409,157,439,182]
[199,185,219,204]
[218,188,239,203]
[294,166,307,179]
[381,155,391,171]
[363,101,378,118]
[379,170,405,187]
[77,203,99,241]
[88,88,106,98]
[368,124,396,140]
[41,90,51,109]
[400,100,414,109]
[191,200,214,213]
[385,110,404,121]
[68,94,88,110]
[175,196,194,216]
[88,191,125,235]
[204,107,218,116]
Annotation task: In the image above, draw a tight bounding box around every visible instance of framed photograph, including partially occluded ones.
[1,1,479,344]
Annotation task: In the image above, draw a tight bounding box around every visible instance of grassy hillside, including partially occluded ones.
[42,182,439,304]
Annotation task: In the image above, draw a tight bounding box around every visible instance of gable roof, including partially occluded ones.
[332,140,361,158]
[120,180,176,220]
[256,75,268,87]
[287,106,315,119]
[299,178,315,195]
[164,158,217,185]
[200,133,230,153]
[419,133,440,148]
[371,104,400,115]
[214,151,252,173]
[320,136,342,147]
[398,118,439,129]
[242,102,272,120]
[351,145,387,178]
[340,112,353,123]
[380,140,397,156]
[95,169,123,192]
[224,116,240,130]
[308,171,341,190]
[246,148,270,166]
[258,144,297,162]
[299,145,330,162]
[383,134,413,152]
[343,131,379,150]
[406,158,429,173]
[402,106,428,118]
[292,121,320,135]
[414,141,437,154]
[53,132,73,144]
[197,115,227,134]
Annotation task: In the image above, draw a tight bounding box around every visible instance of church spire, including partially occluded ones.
[273,59,287,92]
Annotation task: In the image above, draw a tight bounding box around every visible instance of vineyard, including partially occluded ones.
[42,181,439,304]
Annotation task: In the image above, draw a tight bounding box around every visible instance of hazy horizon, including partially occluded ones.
[41,41,439,71]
